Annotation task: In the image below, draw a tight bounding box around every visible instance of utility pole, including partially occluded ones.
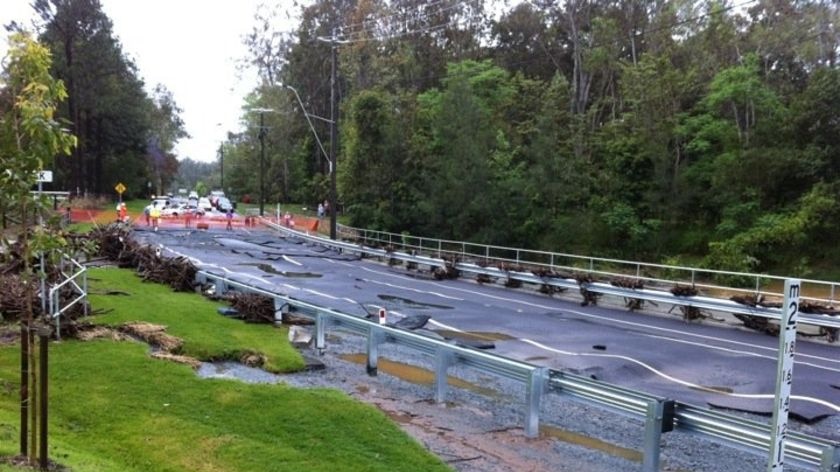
[329,29,339,240]
[259,112,266,217]
[219,143,224,191]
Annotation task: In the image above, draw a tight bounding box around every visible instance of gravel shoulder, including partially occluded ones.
[224,328,831,472]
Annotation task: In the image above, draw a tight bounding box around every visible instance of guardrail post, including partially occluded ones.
[642,398,674,472]
[525,367,548,438]
[434,349,453,403]
[315,313,326,354]
[820,444,840,472]
[215,279,226,296]
[366,326,382,376]
[82,269,88,316]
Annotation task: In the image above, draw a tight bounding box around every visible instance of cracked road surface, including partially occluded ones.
[135,225,840,428]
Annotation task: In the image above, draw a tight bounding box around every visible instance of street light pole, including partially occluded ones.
[328,29,339,240]
[219,143,224,191]
[258,111,266,217]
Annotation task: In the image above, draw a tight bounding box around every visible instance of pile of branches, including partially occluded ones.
[799,302,839,343]
[733,313,780,336]
[575,273,600,307]
[611,277,646,310]
[88,224,197,292]
[0,241,88,334]
[670,285,702,321]
[433,257,460,280]
[228,293,275,323]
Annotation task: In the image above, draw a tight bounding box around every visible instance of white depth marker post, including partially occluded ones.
[767,279,800,472]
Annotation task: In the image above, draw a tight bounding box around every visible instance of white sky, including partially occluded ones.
[1,0,295,163]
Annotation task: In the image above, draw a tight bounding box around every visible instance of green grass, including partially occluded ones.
[87,267,304,373]
[0,268,449,471]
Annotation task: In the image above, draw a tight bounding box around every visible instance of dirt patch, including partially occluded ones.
[151,352,201,369]
[120,322,183,352]
[75,326,131,342]
[0,325,19,345]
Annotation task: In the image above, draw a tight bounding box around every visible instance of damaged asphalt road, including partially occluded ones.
[134,225,840,429]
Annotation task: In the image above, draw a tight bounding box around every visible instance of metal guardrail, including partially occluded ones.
[197,265,839,471]
[48,254,88,338]
[265,220,840,331]
[336,224,840,307]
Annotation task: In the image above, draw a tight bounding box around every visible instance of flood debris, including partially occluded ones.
[392,314,431,330]
[433,257,460,280]
[575,273,600,306]
[88,224,198,292]
[120,322,183,352]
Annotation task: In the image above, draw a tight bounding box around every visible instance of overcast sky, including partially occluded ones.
[1,0,295,164]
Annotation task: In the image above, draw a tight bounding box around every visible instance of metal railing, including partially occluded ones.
[267,220,840,331]
[197,267,839,471]
[337,224,840,307]
[48,254,88,338]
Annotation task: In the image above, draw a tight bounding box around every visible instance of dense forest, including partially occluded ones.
[2,0,186,200]
[5,0,840,278]
[223,0,840,278]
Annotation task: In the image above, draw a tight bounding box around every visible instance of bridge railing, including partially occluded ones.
[336,224,840,307]
[275,221,839,330]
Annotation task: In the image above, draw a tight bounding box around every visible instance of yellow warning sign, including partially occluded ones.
[114,182,126,194]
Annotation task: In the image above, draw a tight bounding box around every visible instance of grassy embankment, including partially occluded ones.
[0,267,448,471]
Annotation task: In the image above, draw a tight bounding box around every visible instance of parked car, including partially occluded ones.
[198,197,213,212]
[188,190,198,199]
[161,204,204,218]
[216,196,234,212]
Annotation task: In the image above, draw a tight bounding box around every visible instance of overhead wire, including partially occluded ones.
[338,0,482,43]
[338,0,455,35]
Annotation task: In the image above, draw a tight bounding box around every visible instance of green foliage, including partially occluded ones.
[231,0,840,277]
[0,267,449,471]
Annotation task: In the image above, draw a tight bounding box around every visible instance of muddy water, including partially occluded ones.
[339,353,498,397]
[196,362,283,384]
[540,425,643,463]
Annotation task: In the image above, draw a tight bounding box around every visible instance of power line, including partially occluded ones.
[339,0,482,42]
[338,0,455,35]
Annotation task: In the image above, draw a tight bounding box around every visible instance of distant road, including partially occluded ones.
[137,225,840,427]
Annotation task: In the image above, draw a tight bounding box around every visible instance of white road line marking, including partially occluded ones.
[518,337,840,412]
[343,298,358,304]
[283,255,303,266]
[325,259,336,264]
[429,317,839,409]
[423,281,839,365]
[428,319,463,332]
[304,289,339,300]
[360,277,464,301]
[641,333,840,374]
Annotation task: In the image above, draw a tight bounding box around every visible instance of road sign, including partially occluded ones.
[36,170,53,183]
[767,279,800,472]
[114,182,126,194]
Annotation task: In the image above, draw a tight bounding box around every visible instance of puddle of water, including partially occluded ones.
[236,263,322,278]
[689,385,734,394]
[339,353,497,397]
[540,425,642,463]
[196,362,283,384]
[433,330,516,342]
[378,294,453,310]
